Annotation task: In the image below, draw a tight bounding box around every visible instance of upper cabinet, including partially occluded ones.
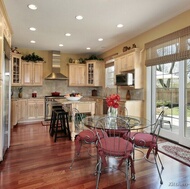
[11,53,22,86]
[114,48,143,88]
[86,60,105,86]
[22,61,43,86]
[68,60,105,87]
[69,64,86,86]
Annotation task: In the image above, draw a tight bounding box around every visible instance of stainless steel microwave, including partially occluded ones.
[116,73,134,86]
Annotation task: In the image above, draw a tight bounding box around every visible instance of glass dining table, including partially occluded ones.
[83,115,151,132]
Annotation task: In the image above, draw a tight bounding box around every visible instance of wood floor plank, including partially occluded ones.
[0,123,190,189]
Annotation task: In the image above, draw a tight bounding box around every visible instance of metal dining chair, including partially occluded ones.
[124,110,164,184]
[95,116,135,189]
[70,108,99,169]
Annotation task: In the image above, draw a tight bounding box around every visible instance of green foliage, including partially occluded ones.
[21,52,44,62]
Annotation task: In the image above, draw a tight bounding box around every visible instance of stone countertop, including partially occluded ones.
[55,99,96,104]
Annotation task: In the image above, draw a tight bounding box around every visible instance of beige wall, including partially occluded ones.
[100,9,190,115]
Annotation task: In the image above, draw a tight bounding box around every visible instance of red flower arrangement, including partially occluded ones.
[106,94,120,108]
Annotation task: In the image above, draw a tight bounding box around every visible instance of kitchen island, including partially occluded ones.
[56,99,96,141]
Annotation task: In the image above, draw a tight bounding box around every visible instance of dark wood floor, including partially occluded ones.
[0,122,190,189]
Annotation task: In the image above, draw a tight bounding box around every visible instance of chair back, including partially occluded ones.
[72,108,86,132]
[151,110,164,143]
[95,116,131,154]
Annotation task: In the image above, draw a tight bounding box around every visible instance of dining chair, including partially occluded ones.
[70,108,99,169]
[95,116,135,189]
[124,110,164,184]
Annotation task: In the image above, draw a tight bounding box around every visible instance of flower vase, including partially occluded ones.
[107,107,118,117]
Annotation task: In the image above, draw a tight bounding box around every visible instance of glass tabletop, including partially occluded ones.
[83,115,151,131]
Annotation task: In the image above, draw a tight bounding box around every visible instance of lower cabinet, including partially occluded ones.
[11,98,45,124]
[11,100,18,127]
[28,99,44,120]
[125,100,142,117]
[18,99,28,122]
[95,98,103,115]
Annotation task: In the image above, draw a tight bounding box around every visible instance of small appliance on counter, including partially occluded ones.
[32,91,37,98]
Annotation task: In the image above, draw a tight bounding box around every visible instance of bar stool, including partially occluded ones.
[49,106,63,136]
[49,108,71,142]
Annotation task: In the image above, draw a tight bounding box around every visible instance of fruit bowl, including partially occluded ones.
[65,96,83,101]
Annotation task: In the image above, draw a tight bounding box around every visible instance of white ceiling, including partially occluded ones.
[3,0,190,55]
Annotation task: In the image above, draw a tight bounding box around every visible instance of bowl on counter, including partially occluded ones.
[65,96,83,101]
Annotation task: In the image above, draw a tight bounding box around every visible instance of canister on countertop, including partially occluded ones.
[92,89,97,96]
[32,91,37,98]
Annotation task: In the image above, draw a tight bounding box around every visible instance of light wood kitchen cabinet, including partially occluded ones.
[11,53,22,86]
[114,48,143,88]
[93,98,103,115]
[86,60,105,86]
[11,100,18,127]
[28,99,44,120]
[69,64,86,86]
[125,100,142,117]
[18,99,28,122]
[22,61,43,86]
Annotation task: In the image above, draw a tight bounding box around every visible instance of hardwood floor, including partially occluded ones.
[0,122,190,189]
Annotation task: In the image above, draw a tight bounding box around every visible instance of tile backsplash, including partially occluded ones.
[11,80,144,100]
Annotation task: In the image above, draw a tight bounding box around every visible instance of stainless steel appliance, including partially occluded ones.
[116,72,134,86]
[0,37,11,161]
[44,96,65,120]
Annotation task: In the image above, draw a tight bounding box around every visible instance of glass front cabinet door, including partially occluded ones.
[11,53,22,86]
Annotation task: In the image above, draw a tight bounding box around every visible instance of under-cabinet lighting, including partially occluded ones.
[30,40,36,43]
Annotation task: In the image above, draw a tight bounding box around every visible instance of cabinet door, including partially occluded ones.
[22,62,43,86]
[11,53,22,86]
[69,64,86,86]
[28,100,37,120]
[22,62,33,85]
[18,99,28,121]
[86,62,94,85]
[11,100,18,127]
[95,98,103,115]
[126,52,135,71]
[125,101,142,117]
[86,61,105,86]
[28,99,45,119]
[36,100,44,119]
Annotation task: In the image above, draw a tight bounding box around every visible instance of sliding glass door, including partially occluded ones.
[149,60,190,147]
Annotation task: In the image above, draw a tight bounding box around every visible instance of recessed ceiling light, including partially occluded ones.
[86,47,91,50]
[28,4,37,10]
[65,33,71,37]
[76,15,83,20]
[30,40,36,43]
[98,38,103,41]
[29,27,36,31]
[59,44,64,47]
[117,24,123,28]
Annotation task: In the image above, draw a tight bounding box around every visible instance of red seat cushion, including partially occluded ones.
[99,137,133,156]
[130,132,156,147]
